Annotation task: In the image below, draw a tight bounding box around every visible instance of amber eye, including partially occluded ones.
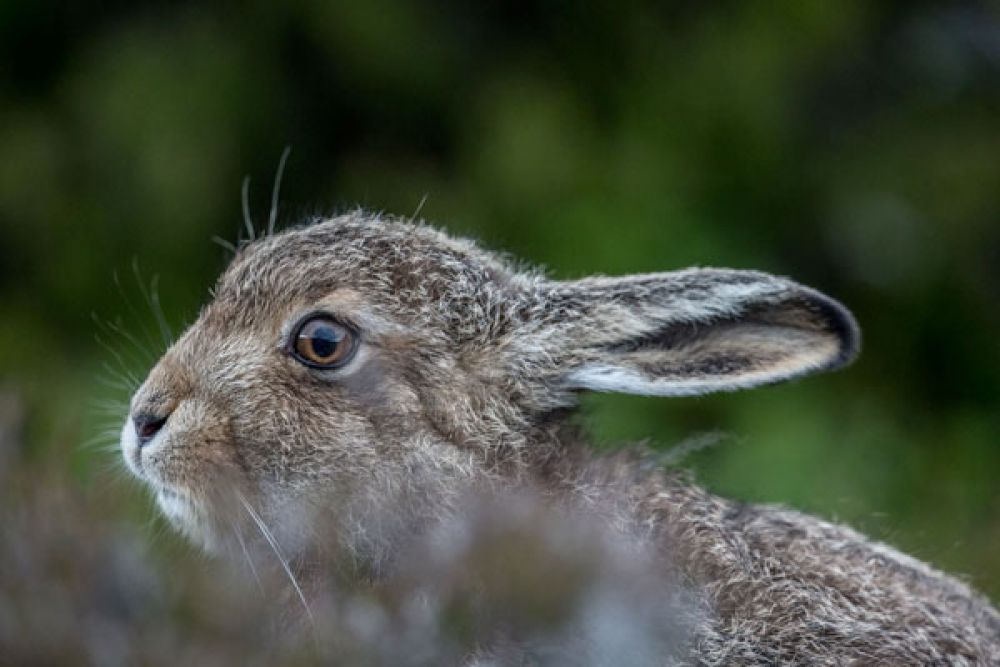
[291,315,357,368]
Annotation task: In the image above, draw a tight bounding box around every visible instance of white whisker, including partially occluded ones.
[146,273,173,348]
[212,235,237,254]
[241,176,255,241]
[113,267,164,357]
[268,146,292,236]
[411,192,429,222]
[237,491,314,627]
[233,521,265,596]
[131,259,173,350]
[96,310,159,367]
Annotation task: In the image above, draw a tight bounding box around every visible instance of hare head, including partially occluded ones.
[121,213,858,562]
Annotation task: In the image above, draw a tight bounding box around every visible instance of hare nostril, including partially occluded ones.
[133,412,169,446]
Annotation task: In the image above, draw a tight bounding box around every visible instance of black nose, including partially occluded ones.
[133,412,169,447]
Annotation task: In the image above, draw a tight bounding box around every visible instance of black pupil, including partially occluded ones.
[307,325,341,359]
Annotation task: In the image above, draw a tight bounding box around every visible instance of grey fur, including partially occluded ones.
[122,212,1000,664]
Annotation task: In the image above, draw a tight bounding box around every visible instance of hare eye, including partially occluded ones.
[291,316,357,368]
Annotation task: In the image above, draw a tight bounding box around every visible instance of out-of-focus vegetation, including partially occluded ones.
[1,0,999,658]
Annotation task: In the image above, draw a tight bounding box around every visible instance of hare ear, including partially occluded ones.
[544,268,859,397]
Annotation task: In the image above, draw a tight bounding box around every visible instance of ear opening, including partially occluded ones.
[556,271,860,397]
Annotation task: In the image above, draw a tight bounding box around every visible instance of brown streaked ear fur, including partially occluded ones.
[540,269,859,397]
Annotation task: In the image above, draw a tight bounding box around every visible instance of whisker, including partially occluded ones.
[147,273,174,349]
[237,491,315,628]
[79,434,121,453]
[94,333,142,389]
[90,455,130,481]
[96,350,140,386]
[93,305,158,370]
[89,395,130,411]
[242,176,255,241]
[233,521,266,596]
[411,192,429,222]
[87,442,126,456]
[212,235,238,255]
[96,359,140,386]
[107,316,158,366]
[132,259,169,349]
[268,146,292,236]
[113,268,163,357]
[95,373,137,395]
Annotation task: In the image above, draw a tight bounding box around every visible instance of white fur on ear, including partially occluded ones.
[565,365,728,397]
[565,337,842,397]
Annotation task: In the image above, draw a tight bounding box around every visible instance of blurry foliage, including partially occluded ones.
[0,0,999,647]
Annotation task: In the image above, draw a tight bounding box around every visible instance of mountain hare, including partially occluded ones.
[121,213,999,664]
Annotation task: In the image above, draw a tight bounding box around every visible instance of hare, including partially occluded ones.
[121,213,1000,664]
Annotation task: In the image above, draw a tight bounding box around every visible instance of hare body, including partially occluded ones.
[551,448,1000,664]
[122,213,1000,663]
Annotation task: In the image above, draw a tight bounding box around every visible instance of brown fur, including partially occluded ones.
[122,213,1000,664]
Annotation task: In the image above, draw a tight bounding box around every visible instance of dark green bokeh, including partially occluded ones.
[1,0,998,602]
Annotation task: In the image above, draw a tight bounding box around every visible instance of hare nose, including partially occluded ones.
[133,411,170,447]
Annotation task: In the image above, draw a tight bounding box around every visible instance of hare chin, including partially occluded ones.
[155,487,223,552]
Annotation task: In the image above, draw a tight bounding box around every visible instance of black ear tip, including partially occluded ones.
[803,288,862,371]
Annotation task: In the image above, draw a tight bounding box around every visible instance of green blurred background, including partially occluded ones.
[1,0,998,604]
